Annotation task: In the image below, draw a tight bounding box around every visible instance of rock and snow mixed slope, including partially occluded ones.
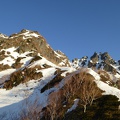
[0,30,120,119]
[72,52,120,74]
[0,29,70,70]
[0,54,75,119]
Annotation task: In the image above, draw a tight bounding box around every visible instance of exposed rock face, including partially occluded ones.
[0,29,70,71]
[101,52,115,64]
[118,60,120,65]
[88,52,99,68]
[72,52,119,74]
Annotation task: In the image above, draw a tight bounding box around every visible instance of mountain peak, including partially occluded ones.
[0,33,8,39]
[72,51,120,74]
[0,29,70,71]
[20,29,31,33]
[9,29,42,39]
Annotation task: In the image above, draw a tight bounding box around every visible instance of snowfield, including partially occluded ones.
[0,61,120,119]
[0,45,120,119]
[0,54,76,119]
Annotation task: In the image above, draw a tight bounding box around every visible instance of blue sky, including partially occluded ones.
[0,0,120,60]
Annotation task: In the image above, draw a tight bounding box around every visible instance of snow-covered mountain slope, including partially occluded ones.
[0,65,120,119]
[0,55,75,119]
[0,30,120,119]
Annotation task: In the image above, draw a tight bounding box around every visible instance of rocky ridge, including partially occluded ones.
[0,29,70,71]
[72,52,120,74]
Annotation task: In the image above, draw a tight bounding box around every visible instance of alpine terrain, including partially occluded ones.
[0,29,120,120]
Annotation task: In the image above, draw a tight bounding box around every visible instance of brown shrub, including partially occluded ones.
[42,64,51,68]
[29,56,42,64]
[4,66,43,89]
[4,70,24,89]
[0,50,8,61]
[0,64,11,71]
[63,70,102,113]
[98,70,112,83]
[12,57,25,69]
[41,71,64,93]
[44,90,64,120]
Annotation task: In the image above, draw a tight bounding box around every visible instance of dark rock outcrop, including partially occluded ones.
[72,52,119,74]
